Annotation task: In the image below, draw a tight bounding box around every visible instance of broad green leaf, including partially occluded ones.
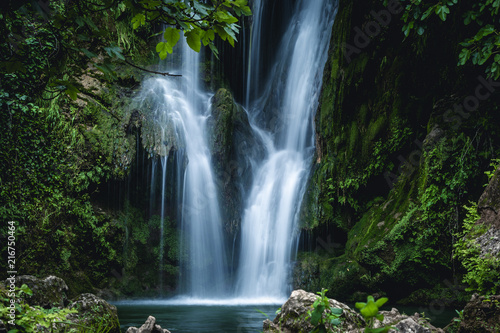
[156,42,173,59]
[65,84,79,100]
[331,308,343,315]
[355,302,366,310]
[81,48,97,58]
[421,6,434,20]
[202,29,215,46]
[375,297,388,307]
[164,27,180,47]
[360,300,379,318]
[185,30,201,52]
[310,305,324,325]
[104,46,125,60]
[132,13,146,29]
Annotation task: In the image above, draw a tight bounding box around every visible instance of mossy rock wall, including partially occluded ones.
[299,0,500,302]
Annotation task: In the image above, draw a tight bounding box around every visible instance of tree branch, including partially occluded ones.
[123,58,182,77]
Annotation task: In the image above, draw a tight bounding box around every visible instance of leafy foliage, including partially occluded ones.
[454,201,500,295]
[355,295,393,333]
[130,0,251,60]
[392,0,500,79]
[0,284,115,332]
[306,289,343,333]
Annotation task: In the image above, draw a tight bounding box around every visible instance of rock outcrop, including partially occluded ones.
[455,294,500,333]
[263,290,443,333]
[1,276,119,333]
[476,166,500,258]
[126,316,171,333]
[14,275,69,308]
[209,88,265,235]
[67,293,120,333]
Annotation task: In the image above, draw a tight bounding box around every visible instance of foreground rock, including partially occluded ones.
[263,290,443,333]
[1,275,119,333]
[452,294,500,332]
[14,275,69,308]
[67,293,120,333]
[126,316,171,333]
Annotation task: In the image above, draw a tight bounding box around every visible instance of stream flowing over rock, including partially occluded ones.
[263,290,444,333]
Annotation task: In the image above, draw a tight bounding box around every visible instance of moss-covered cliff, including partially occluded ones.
[298,0,500,303]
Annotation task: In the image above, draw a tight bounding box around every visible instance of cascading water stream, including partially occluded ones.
[133,0,336,302]
[236,0,337,299]
[136,38,228,299]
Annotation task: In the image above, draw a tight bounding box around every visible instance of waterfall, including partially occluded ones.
[136,37,228,298]
[132,0,336,301]
[236,0,337,299]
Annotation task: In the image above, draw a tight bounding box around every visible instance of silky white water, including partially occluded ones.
[136,38,228,298]
[236,0,337,299]
[134,0,336,302]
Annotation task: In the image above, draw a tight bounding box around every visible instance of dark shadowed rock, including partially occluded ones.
[455,294,500,333]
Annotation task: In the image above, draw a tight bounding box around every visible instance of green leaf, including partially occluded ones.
[202,29,215,46]
[331,308,343,315]
[360,301,379,318]
[375,297,388,308]
[355,302,366,310]
[81,48,97,58]
[156,42,173,60]
[164,27,180,47]
[132,13,146,29]
[421,6,434,20]
[185,30,201,52]
[65,84,79,100]
[104,46,125,60]
[310,305,324,325]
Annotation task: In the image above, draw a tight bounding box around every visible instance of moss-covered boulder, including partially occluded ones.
[14,275,69,308]
[67,293,120,333]
[209,88,265,235]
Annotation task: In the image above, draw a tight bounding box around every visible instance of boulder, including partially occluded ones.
[375,308,444,333]
[456,294,500,332]
[14,275,68,308]
[263,289,363,332]
[263,290,444,333]
[67,293,120,333]
[126,316,171,333]
[208,88,266,235]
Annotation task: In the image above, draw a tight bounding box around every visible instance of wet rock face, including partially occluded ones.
[14,275,69,308]
[457,294,500,333]
[209,88,266,235]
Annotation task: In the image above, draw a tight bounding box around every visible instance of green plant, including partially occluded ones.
[0,285,115,333]
[306,289,343,333]
[454,201,500,295]
[393,0,500,79]
[355,295,394,333]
